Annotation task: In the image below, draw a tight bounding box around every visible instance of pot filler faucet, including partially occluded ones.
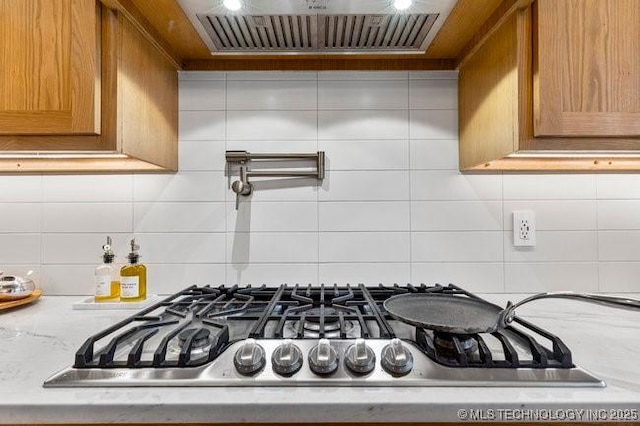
[225,151,325,209]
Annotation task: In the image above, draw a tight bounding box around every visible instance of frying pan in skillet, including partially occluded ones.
[383,292,640,334]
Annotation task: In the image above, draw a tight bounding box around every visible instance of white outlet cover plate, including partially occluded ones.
[513,210,536,247]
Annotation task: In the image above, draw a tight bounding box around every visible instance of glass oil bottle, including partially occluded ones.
[94,236,120,302]
[120,238,147,302]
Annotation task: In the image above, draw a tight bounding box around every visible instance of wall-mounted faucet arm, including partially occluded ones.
[226,151,325,210]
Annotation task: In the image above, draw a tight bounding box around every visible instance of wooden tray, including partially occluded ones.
[0,289,42,311]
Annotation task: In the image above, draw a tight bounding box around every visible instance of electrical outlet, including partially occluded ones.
[513,210,536,247]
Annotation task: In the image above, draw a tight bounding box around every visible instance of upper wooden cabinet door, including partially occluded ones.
[535,0,640,137]
[0,0,99,135]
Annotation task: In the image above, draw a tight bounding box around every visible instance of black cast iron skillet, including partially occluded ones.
[383,292,640,334]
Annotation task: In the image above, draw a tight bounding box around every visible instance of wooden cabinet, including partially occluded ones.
[535,0,640,137]
[0,1,178,172]
[0,0,99,135]
[459,0,640,171]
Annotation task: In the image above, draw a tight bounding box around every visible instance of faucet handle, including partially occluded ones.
[231,178,252,210]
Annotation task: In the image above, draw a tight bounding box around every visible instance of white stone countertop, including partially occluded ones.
[1,294,639,424]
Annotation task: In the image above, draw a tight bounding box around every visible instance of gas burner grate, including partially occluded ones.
[72,283,574,370]
[412,286,574,369]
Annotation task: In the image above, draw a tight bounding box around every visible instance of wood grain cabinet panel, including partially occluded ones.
[535,0,640,137]
[0,0,99,135]
[0,2,178,173]
[459,0,640,171]
[117,15,178,170]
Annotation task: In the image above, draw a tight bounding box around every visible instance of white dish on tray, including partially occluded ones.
[73,295,160,310]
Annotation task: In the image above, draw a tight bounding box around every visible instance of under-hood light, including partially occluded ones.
[223,0,242,11]
[394,0,412,11]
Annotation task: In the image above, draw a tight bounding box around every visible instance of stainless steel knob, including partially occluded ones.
[381,338,413,376]
[231,179,252,210]
[231,179,252,196]
[271,339,303,376]
[233,338,265,376]
[344,338,376,375]
[308,338,338,376]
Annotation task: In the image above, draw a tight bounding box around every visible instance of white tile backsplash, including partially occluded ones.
[411,201,502,231]
[41,264,94,295]
[179,80,225,111]
[409,71,458,80]
[503,200,597,230]
[412,231,503,262]
[319,110,409,140]
[179,111,225,140]
[227,202,318,232]
[597,200,640,230]
[411,171,502,200]
[320,171,410,201]
[43,234,130,265]
[598,263,640,292]
[318,71,408,80]
[134,202,226,233]
[148,264,226,293]
[410,109,458,139]
[134,233,226,264]
[318,80,408,110]
[43,203,132,233]
[411,263,504,293]
[0,175,41,202]
[504,263,598,293]
[227,71,317,80]
[319,140,409,171]
[42,175,133,202]
[228,232,318,264]
[319,263,410,285]
[503,231,598,262]
[178,140,226,171]
[0,204,41,233]
[319,202,410,232]
[227,80,317,110]
[134,172,226,202]
[227,110,317,140]
[410,139,459,170]
[179,71,225,80]
[409,79,458,109]
[227,263,318,286]
[503,174,596,200]
[2,71,638,294]
[597,174,640,199]
[0,234,40,264]
[598,231,640,261]
[319,232,410,263]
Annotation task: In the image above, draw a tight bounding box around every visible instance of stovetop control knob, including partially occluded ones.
[344,338,376,375]
[381,338,413,376]
[308,338,339,376]
[271,339,303,376]
[233,338,266,376]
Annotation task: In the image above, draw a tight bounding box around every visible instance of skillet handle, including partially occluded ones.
[499,292,640,328]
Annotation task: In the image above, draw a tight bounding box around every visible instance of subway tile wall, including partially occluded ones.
[1,71,638,295]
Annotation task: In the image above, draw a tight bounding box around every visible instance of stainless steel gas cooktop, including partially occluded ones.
[44,284,604,387]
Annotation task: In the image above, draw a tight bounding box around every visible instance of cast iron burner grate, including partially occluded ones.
[73,283,573,370]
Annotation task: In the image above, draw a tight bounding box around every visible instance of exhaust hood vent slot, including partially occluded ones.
[199,14,318,51]
[319,14,437,51]
[197,13,438,54]
[180,0,458,55]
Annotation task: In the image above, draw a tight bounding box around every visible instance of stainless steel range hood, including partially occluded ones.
[177,0,457,55]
